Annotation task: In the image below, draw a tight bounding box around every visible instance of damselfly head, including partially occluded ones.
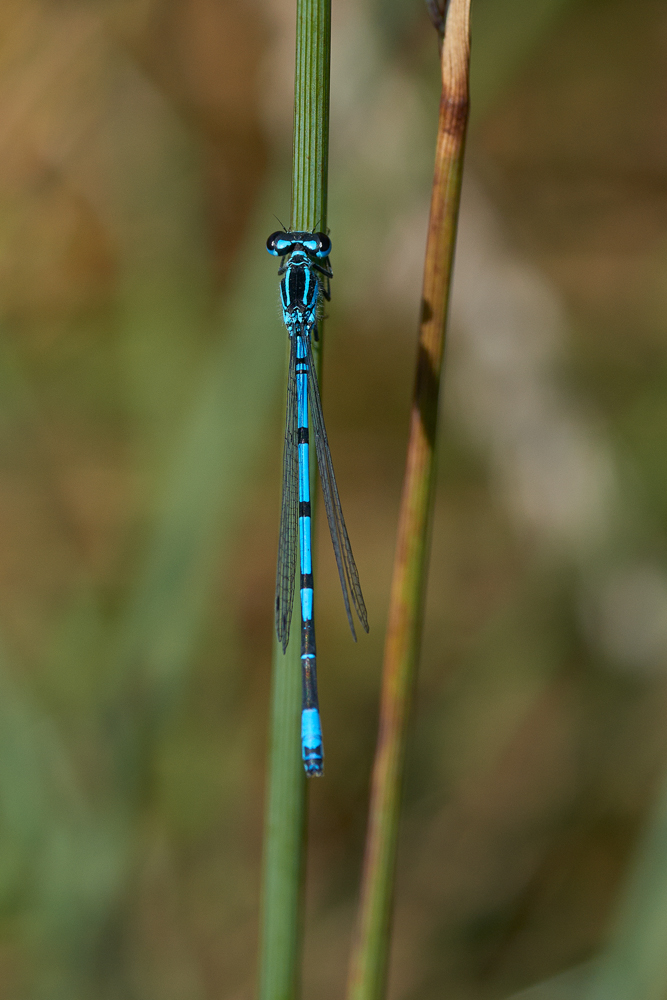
[266,231,332,259]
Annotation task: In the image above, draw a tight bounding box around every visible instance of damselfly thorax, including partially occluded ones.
[268,231,332,339]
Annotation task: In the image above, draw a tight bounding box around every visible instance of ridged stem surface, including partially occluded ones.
[292,0,330,232]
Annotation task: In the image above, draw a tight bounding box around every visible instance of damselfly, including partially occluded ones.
[267,230,368,776]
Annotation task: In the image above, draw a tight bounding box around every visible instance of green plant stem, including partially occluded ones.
[258,1,330,998]
[345,2,471,998]
[292,0,330,232]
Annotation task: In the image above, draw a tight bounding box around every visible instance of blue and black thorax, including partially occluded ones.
[266,231,332,338]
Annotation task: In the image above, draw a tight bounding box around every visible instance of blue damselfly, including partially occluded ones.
[267,230,369,776]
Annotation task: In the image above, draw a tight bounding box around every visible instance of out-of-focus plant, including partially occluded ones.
[346,1,471,997]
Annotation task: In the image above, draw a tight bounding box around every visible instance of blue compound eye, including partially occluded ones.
[313,232,331,258]
[267,232,293,256]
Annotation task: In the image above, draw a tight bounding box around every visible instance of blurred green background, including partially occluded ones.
[0,0,666,997]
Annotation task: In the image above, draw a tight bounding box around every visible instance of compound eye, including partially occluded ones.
[314,232,331,258]
[267,231,291,256]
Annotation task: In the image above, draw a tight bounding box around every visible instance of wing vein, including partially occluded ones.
[275,335,299,650]
[306,336,369,639]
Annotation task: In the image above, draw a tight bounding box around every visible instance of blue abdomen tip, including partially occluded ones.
[302,708,323,776]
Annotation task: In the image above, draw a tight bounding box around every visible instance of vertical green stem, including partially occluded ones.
[292,0,330,233]
[345,2,471,998]
[258,1,330,998]
[259,634,307,1000]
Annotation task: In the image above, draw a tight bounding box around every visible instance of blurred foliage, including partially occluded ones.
[0,0,666,998]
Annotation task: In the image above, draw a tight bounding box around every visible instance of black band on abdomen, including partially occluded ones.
[301,618,318,711]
